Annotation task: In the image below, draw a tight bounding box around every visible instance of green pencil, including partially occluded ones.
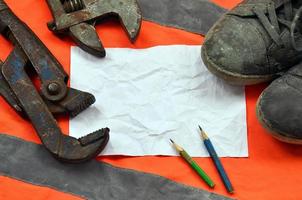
[170,139,215,188]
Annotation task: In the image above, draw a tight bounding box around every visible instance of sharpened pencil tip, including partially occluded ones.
[198,125,208,140]
[170,139,184,152]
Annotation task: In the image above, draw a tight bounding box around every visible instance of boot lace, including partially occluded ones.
[252,0,302,51]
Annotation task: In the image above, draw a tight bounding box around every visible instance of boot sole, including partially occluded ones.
[201,46,276,85]
[256,93,302,144]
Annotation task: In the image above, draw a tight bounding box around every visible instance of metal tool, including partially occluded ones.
[46,0,142,57]
[0,0,109,163]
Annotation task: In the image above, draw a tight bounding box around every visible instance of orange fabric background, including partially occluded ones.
[1,0,302,199]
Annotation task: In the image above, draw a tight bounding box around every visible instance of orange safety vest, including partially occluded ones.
[0,1,301,200]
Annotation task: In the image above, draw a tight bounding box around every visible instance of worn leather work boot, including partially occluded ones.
[257,5,302,143]
[257,61,302,144]
[202,0,302,85]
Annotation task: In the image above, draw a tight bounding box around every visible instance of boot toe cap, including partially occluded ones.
[202,15,269,77]
[257,76,302,143]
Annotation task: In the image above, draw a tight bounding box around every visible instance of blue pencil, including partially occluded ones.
[198,126,234,193]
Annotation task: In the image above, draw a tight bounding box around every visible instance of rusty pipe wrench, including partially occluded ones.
[46,0,142,57]
[0,59,95,118]
[0,0,109,163]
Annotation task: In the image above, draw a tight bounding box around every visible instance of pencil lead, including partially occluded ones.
[198,125,208,140]
[198,125,203,132]
[170,139,184,152]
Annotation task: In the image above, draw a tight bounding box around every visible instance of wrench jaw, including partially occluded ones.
[69,23,106,57]
[55,128,110,163]
[116,2,142,43]
[1,63,96,118]
[68,9,142,57]
[119,13,142,43]
[44,87,96,117]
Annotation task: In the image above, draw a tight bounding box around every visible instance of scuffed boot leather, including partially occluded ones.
[202,0,302,85]
[257,60,302,144]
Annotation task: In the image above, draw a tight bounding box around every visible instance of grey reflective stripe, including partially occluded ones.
[138,0,227,35]
[0,134,234,200]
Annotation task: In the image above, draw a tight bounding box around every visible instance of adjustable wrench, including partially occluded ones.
[47,0,142,57]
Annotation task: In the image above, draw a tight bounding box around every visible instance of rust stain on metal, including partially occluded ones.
[0,0,110,163]
[46,0,142,57]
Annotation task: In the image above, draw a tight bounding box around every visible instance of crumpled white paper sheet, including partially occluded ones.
[70,45,248,157]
